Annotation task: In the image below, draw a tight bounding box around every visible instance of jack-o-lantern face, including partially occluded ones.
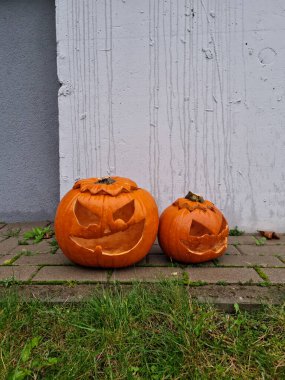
[158,192,229,263]
[55,177,159,268]
[70,198,145,255]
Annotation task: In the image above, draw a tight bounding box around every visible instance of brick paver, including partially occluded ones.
[0,266,38,281]
[10,240,52,255]
[185,267,262,284]
[215,254,284,267]
[14,251,73,266]
[228,235,255,245]
[253,235,285,245]
[147,254,174,266]
[0,223,284,298]
[0,221,49,237]
[111,267,183,282]
[262,269,285,284]
[33,266,109,282]
[238,245,285,257]
[224,245,240,255]
[0,238,19,254]
[0,253,20,265]
[229,234,285,246]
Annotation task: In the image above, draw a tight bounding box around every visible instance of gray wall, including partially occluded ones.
[0,0,59,222]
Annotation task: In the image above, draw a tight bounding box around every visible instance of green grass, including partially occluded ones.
[229,226,245,236]
[49,238,59,254]
[2,253,22,266]
[254,237,267,246]
[21,226,54,244]
[0,283,284,379]
[254,266,271,285]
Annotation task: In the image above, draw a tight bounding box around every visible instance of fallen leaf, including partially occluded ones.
[258,231,280,240]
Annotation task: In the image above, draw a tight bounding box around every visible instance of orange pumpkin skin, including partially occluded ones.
[158,194,229,263]
[55,177,159,268]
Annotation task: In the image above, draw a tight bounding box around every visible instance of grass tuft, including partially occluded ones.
[229,226,245,236]
[254,237,267,246]
[49,238,59,254]
[0,283,284,379]
[22,226,54,244]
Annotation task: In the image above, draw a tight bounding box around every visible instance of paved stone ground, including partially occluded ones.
[0,222,284,309]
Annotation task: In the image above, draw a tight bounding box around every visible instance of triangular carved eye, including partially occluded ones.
[190,220,211,236]
[74,200,100,227]
[113,200,135,223]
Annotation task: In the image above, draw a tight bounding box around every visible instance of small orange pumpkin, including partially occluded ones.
[158,191,228,263]
[55,176,159,268]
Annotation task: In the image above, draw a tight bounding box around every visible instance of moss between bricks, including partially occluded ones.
[0,265,280,287]
[1,228,21,239]
[253,266,270,282]
[276,255,285,264]
[182,272,208,286]
[1,252,23,266]
[258,282,272,287]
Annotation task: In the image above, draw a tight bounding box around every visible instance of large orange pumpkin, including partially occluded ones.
[158,191,228,263]
[55,176,159,268]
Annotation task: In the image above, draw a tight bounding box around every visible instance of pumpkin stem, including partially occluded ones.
[96,177,116,185]
[185,191,204,203]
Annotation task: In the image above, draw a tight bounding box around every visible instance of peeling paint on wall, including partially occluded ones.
[56,0,285,231]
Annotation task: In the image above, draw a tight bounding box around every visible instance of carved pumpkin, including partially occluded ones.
[55,177,159,268]
[158,192,229,263]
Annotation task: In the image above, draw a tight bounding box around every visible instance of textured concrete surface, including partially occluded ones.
[57,0,285,232]
[0,266,38,281]
[215,254,284,267]
[238,245,285,256]
[262,269,285,284]
[0,221,49,236]
[228,235,256,245]
[185,267,262,284]
[11,241,53,255]
[0,0,59,222]
[32,266,108,282]
[111,267,183,283]
[15,251,72,266]
[0,238,19,253]
[0,223,285,306]
[224,245,241,255]
[0,254,20,265]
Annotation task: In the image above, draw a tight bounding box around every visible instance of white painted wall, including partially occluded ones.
[56,0,285,231]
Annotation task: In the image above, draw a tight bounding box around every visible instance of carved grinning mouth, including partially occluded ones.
[180,230,227,256]
[70,220,145,256]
